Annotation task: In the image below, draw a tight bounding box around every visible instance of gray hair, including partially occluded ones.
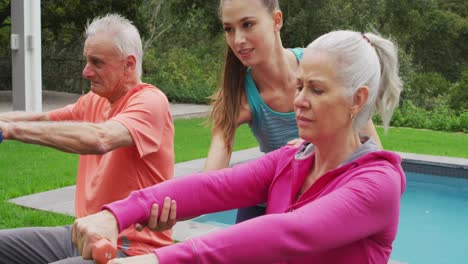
[85,13,143,78]
[307,30,402,131]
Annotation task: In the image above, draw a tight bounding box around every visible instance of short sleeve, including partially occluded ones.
[47,93,89,121]
[111,88,171,158]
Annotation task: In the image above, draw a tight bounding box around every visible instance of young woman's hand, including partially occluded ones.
[135,197,177,232]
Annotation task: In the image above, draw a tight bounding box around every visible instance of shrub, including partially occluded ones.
[449,69,468,111]
[372,114,382,126]
[460,111,468,133]
[430,97,454,131]
[402,72,451,110]
[392,100,431,129]
[143,40,224,104]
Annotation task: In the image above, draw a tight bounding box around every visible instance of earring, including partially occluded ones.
[350,113,355,120]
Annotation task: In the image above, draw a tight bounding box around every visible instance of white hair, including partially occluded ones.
[307,30,402,131]
[85,13,143,78]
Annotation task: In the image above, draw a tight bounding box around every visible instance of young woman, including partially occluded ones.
[73,29,405,264]
[207,0,382,223]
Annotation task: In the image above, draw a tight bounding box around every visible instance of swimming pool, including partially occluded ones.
[391,171,468,264]
[193,170,468,264]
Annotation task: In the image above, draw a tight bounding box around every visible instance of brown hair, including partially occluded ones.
[210,0,280,152]
[218,0,279,16]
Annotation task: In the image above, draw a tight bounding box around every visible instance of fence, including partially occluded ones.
[0,57,88,94]
[42,58,89,94]
[0,57,11,90]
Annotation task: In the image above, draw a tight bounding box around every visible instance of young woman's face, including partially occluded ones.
[294,49,354,142]
[220,0,280,67]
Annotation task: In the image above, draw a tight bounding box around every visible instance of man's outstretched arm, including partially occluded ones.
[0,120,133,154]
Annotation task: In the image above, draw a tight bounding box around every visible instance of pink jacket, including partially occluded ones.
[106,143,406,264]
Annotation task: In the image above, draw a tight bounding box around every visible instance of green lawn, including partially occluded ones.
[377,126,468,158]
[173,118,258,162]
[0,118,466,229]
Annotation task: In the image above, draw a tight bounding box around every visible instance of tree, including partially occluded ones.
[0,0,9,28]
[40,0,146,57]
[409,10,467,81]
[436,0,467,18]
[139,0,173,52]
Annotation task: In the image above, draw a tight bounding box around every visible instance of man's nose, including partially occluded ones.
[82,63,94,79]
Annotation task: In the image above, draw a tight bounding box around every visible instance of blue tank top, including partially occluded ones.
[244,48,304,153]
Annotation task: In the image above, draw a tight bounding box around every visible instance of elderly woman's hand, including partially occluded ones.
[135,197,177,232]
[108,254,159,264]
[72,210,119,260]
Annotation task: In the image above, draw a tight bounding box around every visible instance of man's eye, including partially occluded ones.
[93,59,104,66]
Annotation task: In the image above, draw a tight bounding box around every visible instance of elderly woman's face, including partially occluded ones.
[294,49,353,142]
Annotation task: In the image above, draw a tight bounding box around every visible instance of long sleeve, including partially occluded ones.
[104,147,283,232]
[154,164,402,263]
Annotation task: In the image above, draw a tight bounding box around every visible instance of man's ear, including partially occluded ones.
[350,86,369,115]
[272,10,283,32]
[125,55,137,74]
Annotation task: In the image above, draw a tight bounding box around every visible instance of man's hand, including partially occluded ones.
[135,197,177,232]
[108,254,159,264]
[72,210,119,260]
[0,121,10,141]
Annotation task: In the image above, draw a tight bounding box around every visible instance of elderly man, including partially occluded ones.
[0,14,174,263]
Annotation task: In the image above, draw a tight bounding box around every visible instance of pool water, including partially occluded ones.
[193,171,468,264]
[194,209,237,226]
[391,172,468,264]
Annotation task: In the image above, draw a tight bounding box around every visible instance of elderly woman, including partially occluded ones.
[73,30,405,264]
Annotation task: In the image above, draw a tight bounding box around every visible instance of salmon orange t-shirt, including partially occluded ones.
[48,83,174,255]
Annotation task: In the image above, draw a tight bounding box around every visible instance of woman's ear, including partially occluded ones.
[272,10,283,32]
[350,86,369,115]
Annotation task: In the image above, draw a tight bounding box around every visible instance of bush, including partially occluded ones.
[460,111,468,133]
[449,69,468,111]
[392,100,431,129]
[372,114,382,126]
[402,72,451,110]
[430,97,455,131]
[388,99,466,133]
[143,38,225,104]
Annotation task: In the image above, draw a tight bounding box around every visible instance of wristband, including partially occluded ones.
[0,130,3,143]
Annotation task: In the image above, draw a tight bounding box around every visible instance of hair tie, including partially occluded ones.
[362,33,370,44]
